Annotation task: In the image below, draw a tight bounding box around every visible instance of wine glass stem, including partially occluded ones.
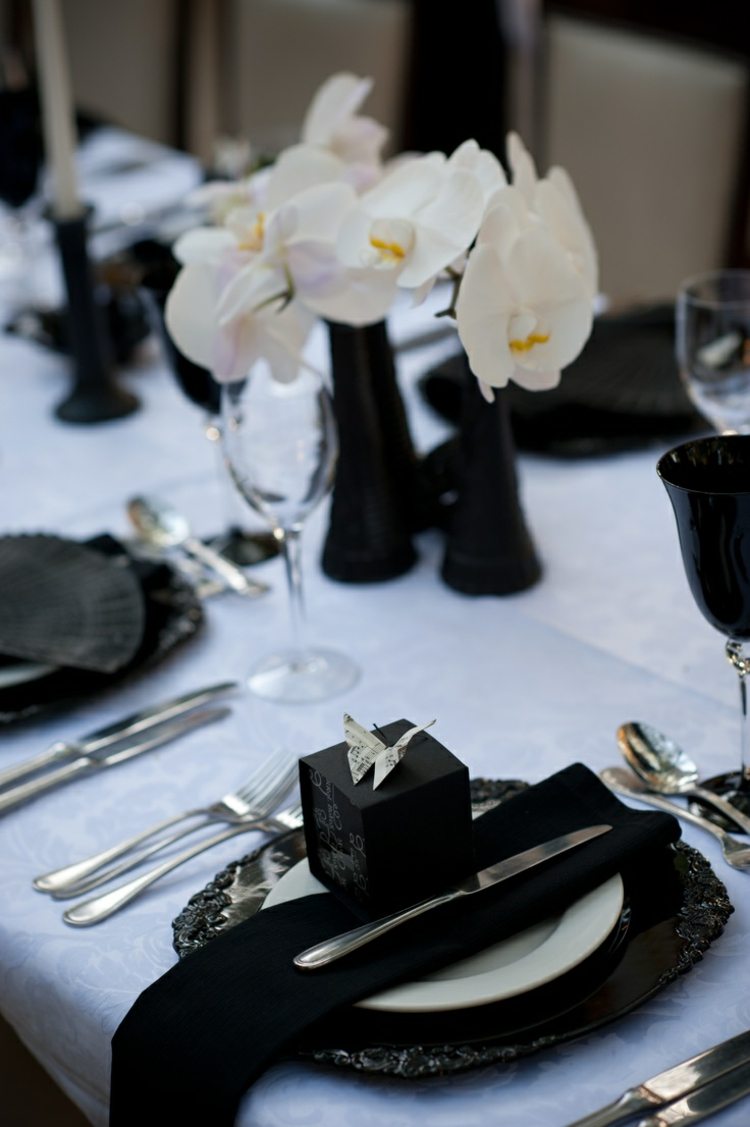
[279,526,306,654]
[727,639,750,791]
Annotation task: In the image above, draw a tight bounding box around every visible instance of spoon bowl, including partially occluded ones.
[617,721,750,835]
[127,495,269,598]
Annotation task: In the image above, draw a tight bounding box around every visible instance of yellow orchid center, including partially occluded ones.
[509,330,550,354]
[369,234,406,263]
[239,212,266,253]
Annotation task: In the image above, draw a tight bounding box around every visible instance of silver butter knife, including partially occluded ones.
[637,1061,750,1127]
[294,823,612,970]
[0,680,237,791]
[565,1028,750,1127]
[0,705,230,815]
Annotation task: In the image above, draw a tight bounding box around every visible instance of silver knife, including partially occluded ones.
[294,824,612,970]
[637,1061,750,1126]
[564,1029,750,1127]
[0,705,230,815]
[0,680,237,791]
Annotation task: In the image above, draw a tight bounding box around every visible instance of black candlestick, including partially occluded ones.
[52,209,139,423]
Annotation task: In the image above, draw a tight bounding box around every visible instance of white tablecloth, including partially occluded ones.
[1,261,749,1124]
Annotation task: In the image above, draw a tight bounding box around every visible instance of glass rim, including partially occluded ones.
[677,268,750,311]
[657,434,750,495]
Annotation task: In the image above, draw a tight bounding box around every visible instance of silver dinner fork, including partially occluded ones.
[62,803,304,926]
[33,749,299,896]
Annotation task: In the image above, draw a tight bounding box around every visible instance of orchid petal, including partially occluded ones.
[302,73,373,146]
[455,243,517,387]
[506,131,537,202]
[265,144,346,210]
[300,264,398,326]
[362,155,445,218]
[216,262,288,326]
[164,263,218,369]
[172,226,236,266]
[449,139,506,204]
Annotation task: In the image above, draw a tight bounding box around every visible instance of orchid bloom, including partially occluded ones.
[165,256,315,384]
[301,72,388,190]
[505,131,598,297]
[336,151,485,291]
[455,191,593,397]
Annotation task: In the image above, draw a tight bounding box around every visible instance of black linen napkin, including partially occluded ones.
[110,763,679,1126]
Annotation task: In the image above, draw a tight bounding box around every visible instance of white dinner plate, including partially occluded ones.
[262,860,624,1013]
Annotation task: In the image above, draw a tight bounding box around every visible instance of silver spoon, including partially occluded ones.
[127,495,269,598]
[617,720,750,835]
[600,767,750,870]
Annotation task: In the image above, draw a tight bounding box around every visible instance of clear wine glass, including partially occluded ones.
[658,435,750,817]
[221,362,360,703]
[676,269,750,434]
[138,250,277,566]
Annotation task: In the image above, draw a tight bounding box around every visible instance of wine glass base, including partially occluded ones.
[687,771,750,831]
[247,647,359,704]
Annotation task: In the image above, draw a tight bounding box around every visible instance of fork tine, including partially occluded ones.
[250,760,298,817]
[235,750,297,807]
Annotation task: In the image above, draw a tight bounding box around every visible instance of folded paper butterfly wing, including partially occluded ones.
[344,713,386,784]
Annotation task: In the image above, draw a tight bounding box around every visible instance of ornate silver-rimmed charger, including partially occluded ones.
[172,779,733,1078]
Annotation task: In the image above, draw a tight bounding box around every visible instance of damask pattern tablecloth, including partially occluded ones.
[1,285,748,1126]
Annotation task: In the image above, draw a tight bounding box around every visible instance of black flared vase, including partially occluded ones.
[441,369,541,595]
[322,321,418,583]
[53,211,139,424]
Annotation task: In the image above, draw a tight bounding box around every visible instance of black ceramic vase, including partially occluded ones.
[322,320,421,583]
[441,366,542,595]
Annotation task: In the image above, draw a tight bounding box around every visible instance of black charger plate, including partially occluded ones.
[0,535,203,725]
[173,779,732,1077]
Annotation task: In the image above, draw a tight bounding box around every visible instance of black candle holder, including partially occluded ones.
[52,209,139,423]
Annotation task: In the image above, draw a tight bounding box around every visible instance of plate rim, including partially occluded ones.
[262,858,624,1013]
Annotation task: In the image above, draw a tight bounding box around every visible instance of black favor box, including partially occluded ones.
[299,718,474,920]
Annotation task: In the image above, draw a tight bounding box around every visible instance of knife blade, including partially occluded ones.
[294,823,612,970]
[0,680,237,791]
[0,705,230,815]
[637,1060,750,1126]
[564,1029,750,1127]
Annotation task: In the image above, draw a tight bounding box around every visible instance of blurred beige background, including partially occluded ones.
[2,0,748,306]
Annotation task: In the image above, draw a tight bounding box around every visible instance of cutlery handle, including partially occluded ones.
[33,809,211,893]
[602,773,730,842]
[0,758,91,814]
[63,822,261,926]
[294,889,460,970]
[184,536,268,597]
[564,1090,654,1127]
[0,742,73,790]
[691,785,750,835]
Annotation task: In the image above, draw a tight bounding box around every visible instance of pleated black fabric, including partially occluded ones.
[110,764,679,1125]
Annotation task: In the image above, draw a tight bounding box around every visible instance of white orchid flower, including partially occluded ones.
[301,72,388,190]
[456,201,593,396]
[165,257,315,384]
[503,132,598,298]
[448,139,507,208]
[336,153,485,291]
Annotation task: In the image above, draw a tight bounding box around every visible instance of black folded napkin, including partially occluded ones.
[110,763,679,1126]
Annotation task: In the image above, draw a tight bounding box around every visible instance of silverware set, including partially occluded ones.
[601,720,750,871]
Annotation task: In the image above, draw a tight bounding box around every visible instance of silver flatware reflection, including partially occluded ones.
[601,768,750,870]
[127,495,269,598]
[565,1028,750,1127]
[0,680,237,792]
[294,824,612,970]
[0,706,230,815]
[63,804,304,926]
[35,749,299,896]
[617,721,750,835]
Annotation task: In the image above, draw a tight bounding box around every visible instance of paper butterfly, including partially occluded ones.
[344,713,436,789]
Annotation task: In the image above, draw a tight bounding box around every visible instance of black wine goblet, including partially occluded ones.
[658,435,750,817]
